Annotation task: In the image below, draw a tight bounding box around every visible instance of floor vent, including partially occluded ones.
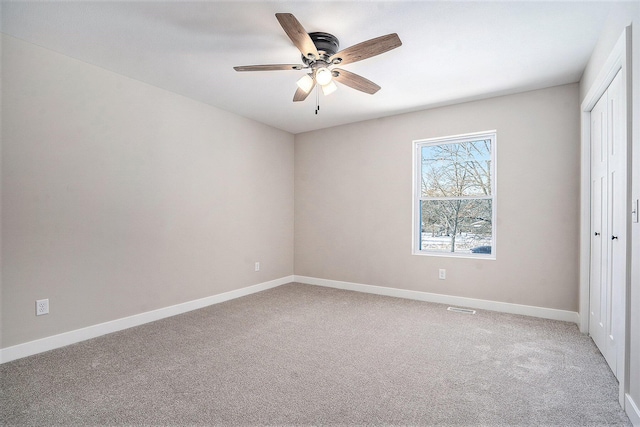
[447,306,476,315]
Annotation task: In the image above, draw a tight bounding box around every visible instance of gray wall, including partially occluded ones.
[579,2,640,418]
[295,84,580,311]
[1,34,295,348]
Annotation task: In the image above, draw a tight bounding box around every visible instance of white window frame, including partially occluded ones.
[412,131,497,259]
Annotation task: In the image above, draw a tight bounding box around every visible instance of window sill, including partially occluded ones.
[412,251,496,260]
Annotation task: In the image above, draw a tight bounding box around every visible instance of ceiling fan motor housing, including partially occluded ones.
[303,32,340,64]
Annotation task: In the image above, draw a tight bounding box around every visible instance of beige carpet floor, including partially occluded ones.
[0,282,632,425]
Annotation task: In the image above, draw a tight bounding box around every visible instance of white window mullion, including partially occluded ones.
[419,195,493,202]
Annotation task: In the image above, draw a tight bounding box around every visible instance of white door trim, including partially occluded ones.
[579,25,632,407]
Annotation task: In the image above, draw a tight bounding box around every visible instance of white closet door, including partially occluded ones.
[590,87,608,365]
[589,70,624,378]
[607,69,625,377]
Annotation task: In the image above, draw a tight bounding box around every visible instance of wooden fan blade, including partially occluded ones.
[293,86,314,102]
[234,64,305,72]
[275,13,319,60]
[293,76,315,102]
[332,69,381,94]
[329,33,402,66]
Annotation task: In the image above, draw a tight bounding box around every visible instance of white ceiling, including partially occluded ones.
[0,1,625,134]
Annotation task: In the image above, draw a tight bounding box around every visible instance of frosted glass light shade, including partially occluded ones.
[315,67,332,86]
[321,81,338,96]
[296,74,314,93]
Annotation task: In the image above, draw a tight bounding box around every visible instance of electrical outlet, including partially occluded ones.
[255,262,260,272]
[36,299,49,316]
[439,269,446,280]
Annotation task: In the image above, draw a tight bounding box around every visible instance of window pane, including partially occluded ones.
[421,140,492,198]
[420,199,492,253]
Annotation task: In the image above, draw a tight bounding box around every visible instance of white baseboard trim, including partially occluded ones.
[0,275,582,364]
[0,276,293,364]
[627,394,640,427]
[294,275,580,324]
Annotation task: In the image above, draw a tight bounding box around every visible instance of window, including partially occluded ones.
[413,131,496,258]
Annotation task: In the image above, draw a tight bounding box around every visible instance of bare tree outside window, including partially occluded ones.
[415,134,495,255]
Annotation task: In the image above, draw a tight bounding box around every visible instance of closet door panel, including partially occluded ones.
[589,91,608,359]
[606,70,625,376]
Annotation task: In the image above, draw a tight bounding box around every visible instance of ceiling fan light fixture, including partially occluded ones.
[296,74,314,93]
[321,80,338,96]
[315,67,332,86]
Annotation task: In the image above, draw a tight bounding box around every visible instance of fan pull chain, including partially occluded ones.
[315,85,320,114]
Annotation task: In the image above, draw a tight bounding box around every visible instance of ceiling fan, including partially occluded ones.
[234,13,402,102]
